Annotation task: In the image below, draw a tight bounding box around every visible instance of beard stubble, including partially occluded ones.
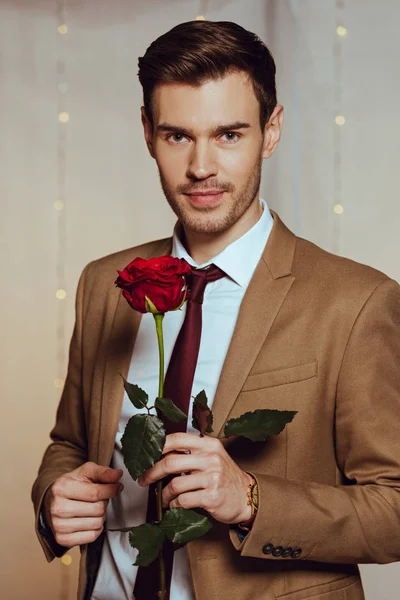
[158,153,263,235]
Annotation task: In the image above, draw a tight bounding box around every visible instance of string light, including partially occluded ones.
[54,378,64,389]
[58,24,68,35]
[332,0,346,254]
[61,554,72,566]
[54,200,64,211]
[58,111,69,122]
[56,289,67,300]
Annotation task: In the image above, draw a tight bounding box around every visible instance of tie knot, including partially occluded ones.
[188,263,226,304]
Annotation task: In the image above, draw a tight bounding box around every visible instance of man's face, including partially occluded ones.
[142,71,283,235]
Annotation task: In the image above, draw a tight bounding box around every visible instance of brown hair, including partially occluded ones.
[138,20,277,132]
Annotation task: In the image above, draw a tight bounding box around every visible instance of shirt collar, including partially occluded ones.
[171,197,274,288]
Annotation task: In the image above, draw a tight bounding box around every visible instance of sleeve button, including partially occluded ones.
[262,543,274,555]
[272,545,283,556]
[291,548,302,558]
[281,547,293,557]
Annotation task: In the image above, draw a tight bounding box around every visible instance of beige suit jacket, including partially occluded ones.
[32,209,400,600]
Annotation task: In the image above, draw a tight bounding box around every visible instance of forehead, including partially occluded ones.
[151,71,259,129]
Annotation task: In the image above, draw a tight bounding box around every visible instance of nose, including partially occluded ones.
[186,139,218,180]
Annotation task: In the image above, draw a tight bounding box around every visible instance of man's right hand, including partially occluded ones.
[43,462,124,548]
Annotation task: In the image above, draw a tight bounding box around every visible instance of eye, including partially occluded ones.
[220,132,241,143]
[166,133,188,144]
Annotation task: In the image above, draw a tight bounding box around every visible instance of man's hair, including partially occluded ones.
[138,20,277,132]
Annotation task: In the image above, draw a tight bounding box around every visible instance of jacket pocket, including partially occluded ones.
[275,575,364,600]
[242,359,318,392]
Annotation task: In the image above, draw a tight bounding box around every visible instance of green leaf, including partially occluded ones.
[121,414,166,480]
[192,390,213,436]
[128,523,165,566]
[155,397,187,423]
[224,409,297,442]
[120,375,148,409]
[159,508,213,544]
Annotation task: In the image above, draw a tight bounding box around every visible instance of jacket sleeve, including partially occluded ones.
[31,262,92,562]
[230,277,400,564]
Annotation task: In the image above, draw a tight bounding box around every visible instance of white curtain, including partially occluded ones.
[1,1,398,598]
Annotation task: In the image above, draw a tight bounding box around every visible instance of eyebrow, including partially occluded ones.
[156,121,251,136]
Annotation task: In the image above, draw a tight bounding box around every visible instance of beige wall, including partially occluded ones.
[0,1,398,598]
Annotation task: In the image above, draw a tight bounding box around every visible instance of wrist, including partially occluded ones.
[237,503,252,524]
[238,512,256,529]
[237,472,258,529]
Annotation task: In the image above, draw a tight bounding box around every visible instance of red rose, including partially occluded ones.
[115,256,192,314]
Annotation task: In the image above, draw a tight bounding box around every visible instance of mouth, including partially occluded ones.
[184,191,226,207]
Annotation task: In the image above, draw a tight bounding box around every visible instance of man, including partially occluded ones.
[31,19,400,600]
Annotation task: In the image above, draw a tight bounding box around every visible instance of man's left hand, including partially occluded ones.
[137,433,252,525]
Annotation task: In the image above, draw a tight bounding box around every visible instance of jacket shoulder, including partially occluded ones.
[293,236,395,303]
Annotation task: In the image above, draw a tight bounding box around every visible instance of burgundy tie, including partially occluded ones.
[133,263,226,600]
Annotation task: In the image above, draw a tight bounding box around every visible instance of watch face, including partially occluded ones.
[251,483,259,509]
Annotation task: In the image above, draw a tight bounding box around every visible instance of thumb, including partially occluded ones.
[78,462,123,483]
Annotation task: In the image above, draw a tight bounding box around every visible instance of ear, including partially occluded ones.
[261,104,284,160]
[141,106,155,158]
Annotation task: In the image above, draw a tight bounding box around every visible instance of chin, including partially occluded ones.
[179,209,236,235]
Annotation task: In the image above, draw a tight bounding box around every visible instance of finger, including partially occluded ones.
[169,491,205,510]
[77,462,123,483]
[51,498,108,519]
[55,527,104,548]
[53,515,105,534]
[138,454,208,487]
[56,477,123,502]
[162,474,208,508]
[162,433,215,455]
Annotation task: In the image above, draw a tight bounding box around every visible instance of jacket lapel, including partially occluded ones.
[97,209,296,465]
[210,210,296,436]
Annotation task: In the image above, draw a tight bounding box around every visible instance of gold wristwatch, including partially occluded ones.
[238,474,258,531]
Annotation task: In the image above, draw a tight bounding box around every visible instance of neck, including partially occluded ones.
[180,198,264,265]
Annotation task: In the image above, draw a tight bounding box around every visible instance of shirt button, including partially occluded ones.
[291,548,302,558]
[272,545,284,557]
[262,543,274,555]
[281,547,293,557]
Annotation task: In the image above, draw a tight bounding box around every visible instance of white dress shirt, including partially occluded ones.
[91,197,274,600]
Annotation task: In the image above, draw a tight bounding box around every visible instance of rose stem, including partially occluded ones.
[153,312,166,600]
